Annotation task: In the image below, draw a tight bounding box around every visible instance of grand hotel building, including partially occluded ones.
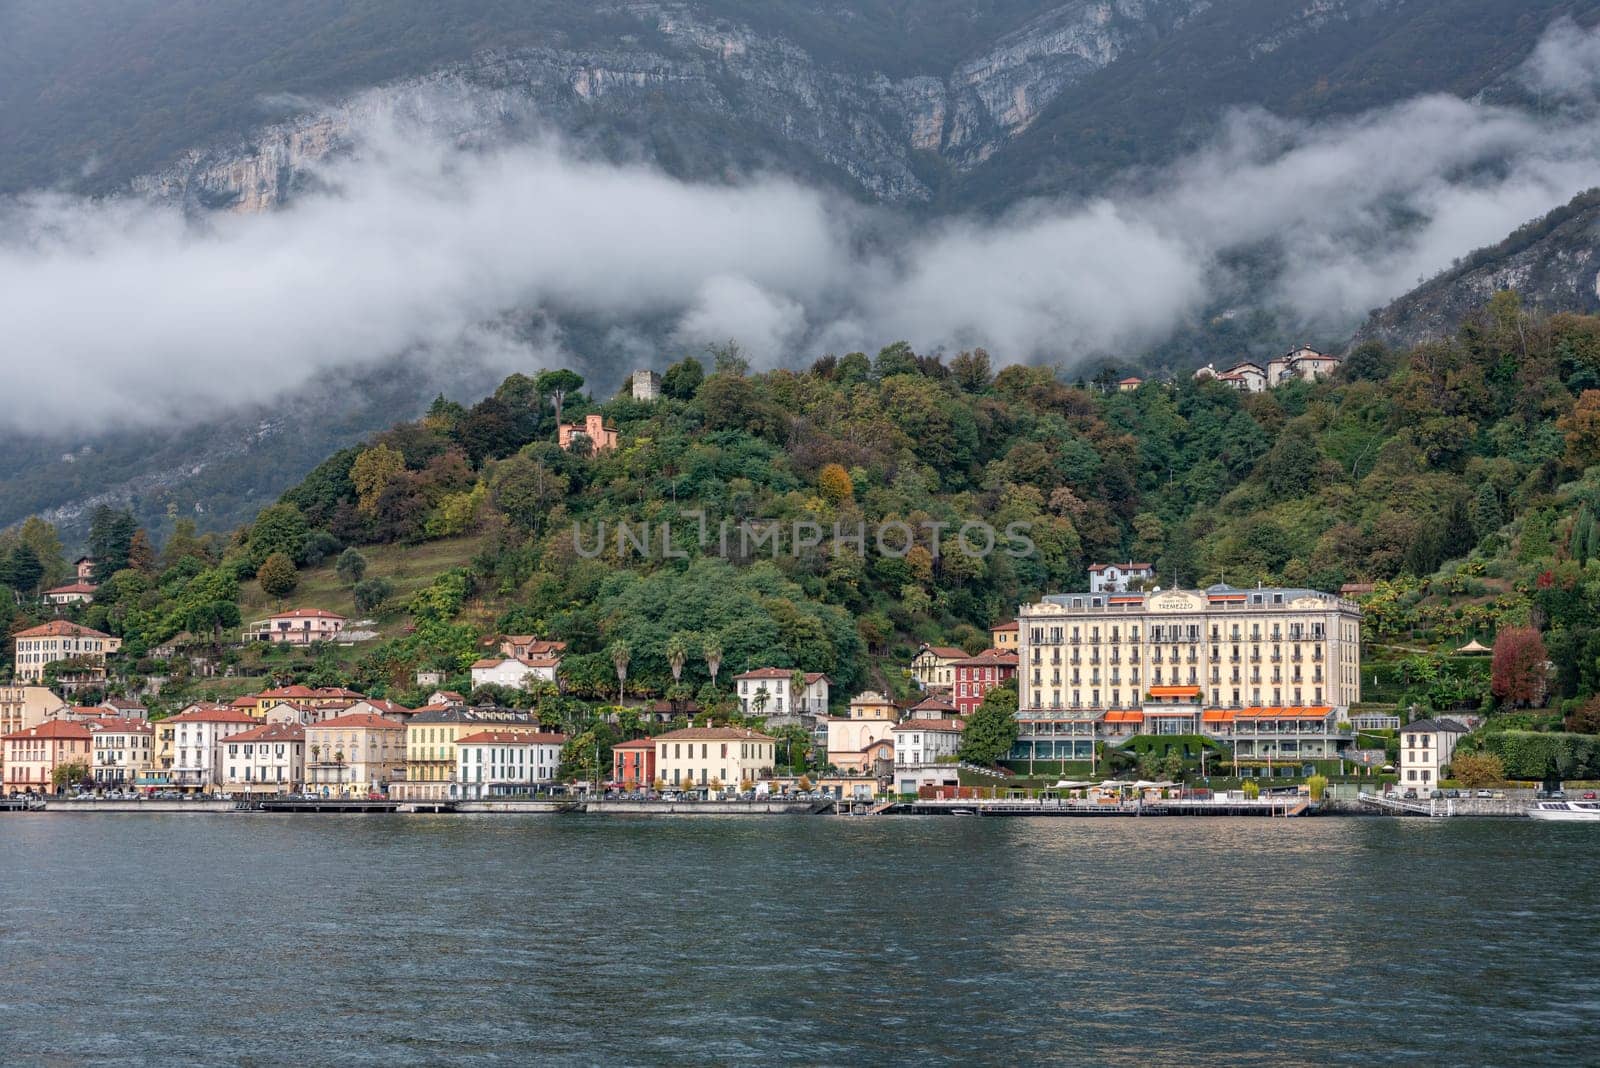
[1014,584,1362,763]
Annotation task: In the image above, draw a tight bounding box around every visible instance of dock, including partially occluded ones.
[901,797,1312,817]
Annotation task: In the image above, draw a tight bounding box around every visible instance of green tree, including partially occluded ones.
[1469,483,1504,540]
[662,356,705,399]
[248,503,310,567]
[959,678,1018,766]
[257,552,299,598]
[353,577,394,614]
[536,369,586,433]
[665,633,691,688]
[608,640,631,704]
[336,547,368,585]
[88,506,136,579]
[52,760,90,792]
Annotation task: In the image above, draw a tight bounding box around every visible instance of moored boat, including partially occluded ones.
[1529,800,1600,821]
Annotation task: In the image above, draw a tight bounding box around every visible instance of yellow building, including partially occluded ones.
[908,644,968,690]
[990,620,1018,651]
[654,727,774,790]
[393,707,543,801]
[306,712,407,796]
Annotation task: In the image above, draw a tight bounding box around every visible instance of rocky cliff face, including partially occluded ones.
[132,0,1210,212]
[1354,189,1600,349]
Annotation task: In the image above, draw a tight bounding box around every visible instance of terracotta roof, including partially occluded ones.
[734,667,801,680]
[803,672,830,685]
[4,720,95,740]
[472,656,560,669]
[910,695,960,712]
[351,699,412,717]
[991,620,1018,632]
[226,722,305,744]
[1118,376,1143,384]
[263,608,346,621]
[163,707,258,725]
[456,730,568,746]
[501,637,566,653]
[611,737,656,750]
[1088,562,1153,573]
[891,719,965,733]
[917,646,969,660]
[45,582,98,595]
[654,727,775,742]
[951,649,1018,667]
[12,620,111,639]
[311,712,406,732]
[87,719,153,734]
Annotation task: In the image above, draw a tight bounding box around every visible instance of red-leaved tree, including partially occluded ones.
[1491,626,1548,708]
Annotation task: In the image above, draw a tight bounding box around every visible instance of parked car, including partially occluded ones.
[1584,791,1597,800]
[1476,789,1494,798]
[1403,789,1419,799]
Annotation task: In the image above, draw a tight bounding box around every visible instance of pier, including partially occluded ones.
[901,797,1313,817]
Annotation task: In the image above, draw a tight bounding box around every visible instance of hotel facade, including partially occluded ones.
[1014,584,1362,763]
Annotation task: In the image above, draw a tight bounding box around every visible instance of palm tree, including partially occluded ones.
[751,685,771,719]
[666,633,691,690]
[702,635,723,691]
[609,640,632,705]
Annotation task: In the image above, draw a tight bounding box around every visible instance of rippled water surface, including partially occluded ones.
[2,814,1598,1065]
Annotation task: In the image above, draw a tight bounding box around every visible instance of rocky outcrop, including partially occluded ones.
[132,0,1211,212]
[1353,188,1600,349]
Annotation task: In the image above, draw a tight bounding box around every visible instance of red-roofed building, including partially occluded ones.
[470,655,561,692]
[3,720,94,794]
[12,620,120,684]
[455,730,568,798]
[908,644,971,690]
[221,722,306,795]
[733,668,830,718]
[951,649,1019,717]
[164,706,260,791]
[87,718,154,787]
[306,712,407,796]
[43,581,97,606]
[611,737,657,789]
[247,608,347,645]
[1087,562,1155,594]
[990,619,1019,651]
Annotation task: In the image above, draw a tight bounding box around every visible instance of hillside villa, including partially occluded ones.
[247,608,347,645]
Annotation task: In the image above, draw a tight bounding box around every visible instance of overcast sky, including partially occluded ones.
[3,18,1600,432]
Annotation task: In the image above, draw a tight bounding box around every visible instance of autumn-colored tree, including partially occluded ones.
[1566,695,1600,734]
[127,529,157,573]
[257,552,299,598]
[1491,626,1549,708]
[818,463,854,504]
[1450,752,1504,788]
[1558,389,1600,469]
[350,444,405,517]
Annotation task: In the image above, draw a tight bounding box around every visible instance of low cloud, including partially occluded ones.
[4,17,1600,431]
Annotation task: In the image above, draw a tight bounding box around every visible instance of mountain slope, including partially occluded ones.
[1356,188,1600,349]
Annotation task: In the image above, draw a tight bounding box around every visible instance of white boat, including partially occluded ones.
[1529,800,1600,821]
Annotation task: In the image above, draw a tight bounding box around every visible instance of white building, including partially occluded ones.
[1398,718,1469,795]
[88,719,154,787]
[1087,562,1155,594]
[470,655,560,692]
[164,706,259,791]
[1218,362,1267,393]
[43,581,97,606]
[247,608,347,645]
[454,730,567,798]
[892,718,965,768]
[734,668,830,717]
[221,722,306,795]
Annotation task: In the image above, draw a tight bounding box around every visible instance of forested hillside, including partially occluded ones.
[10,293,1600,725]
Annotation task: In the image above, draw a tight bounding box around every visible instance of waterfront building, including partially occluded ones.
[1013,583,1361,762]
[908,644,969,690]
[454,730,566,798]
[1399,718,1470,792]
[163,706,259,791]
[654,727,774,790]
[826,691,900,774]
[88,718,154,787]
[1,720,94,794]
[951,648,1018,717]
[611,737,657,788]
[221,722,306,795]
[892,719,964,768]
[305,712,407,796]
[393,707,544,801]
[733,667,830,717]
[11,620,120,684]
[246,608,347,645]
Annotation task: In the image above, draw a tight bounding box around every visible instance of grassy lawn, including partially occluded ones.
[239,536,487,636]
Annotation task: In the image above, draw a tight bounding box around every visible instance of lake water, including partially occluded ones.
[2,814,1597,1065]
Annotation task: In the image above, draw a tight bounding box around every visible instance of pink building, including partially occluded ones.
[248,608,347,645]
[557,413,618,454]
